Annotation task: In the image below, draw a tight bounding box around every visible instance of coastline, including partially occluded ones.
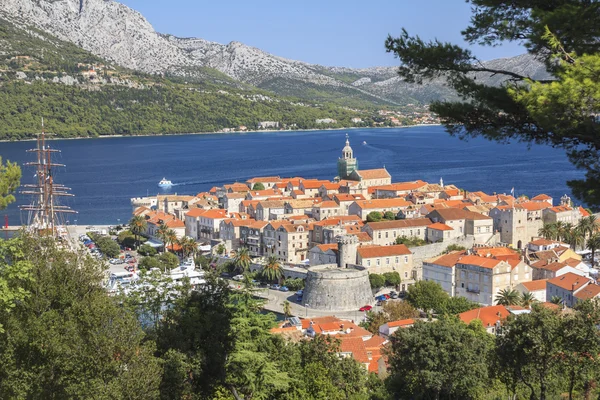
[0,124,443,142]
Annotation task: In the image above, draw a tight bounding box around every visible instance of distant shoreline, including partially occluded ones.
[0,124,443,142]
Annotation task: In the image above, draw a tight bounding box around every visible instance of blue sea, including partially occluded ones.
[0,126,585,225]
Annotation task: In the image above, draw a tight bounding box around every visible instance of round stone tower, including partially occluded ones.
[303,264,374,311]
[337,234,359,268]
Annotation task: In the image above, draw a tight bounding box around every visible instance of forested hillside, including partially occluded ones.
[0,18,373,139]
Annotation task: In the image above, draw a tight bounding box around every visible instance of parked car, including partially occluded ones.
[271,284,281,290]
[233,274,244,281]
[359,305,373,312]
[279,286,289,292]
[375,295,387,302]
[390,293,399,299]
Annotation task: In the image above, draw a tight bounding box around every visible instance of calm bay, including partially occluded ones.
[0,126,584,225]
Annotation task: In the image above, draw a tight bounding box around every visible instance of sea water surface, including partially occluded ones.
[0,126,585,225]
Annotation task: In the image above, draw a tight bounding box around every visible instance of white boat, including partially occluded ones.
[158,177,172,188]
[362,141,367,145]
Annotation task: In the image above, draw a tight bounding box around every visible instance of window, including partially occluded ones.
[385,232,388,238]
[367,260,371,266]
[395,257,399,263]
[376,259,380,266]
[405,272,408,278]
[378,232,381,239]
[404,256,408,263]
[386,258,390,265]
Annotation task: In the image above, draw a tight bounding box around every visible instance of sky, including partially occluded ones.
[119,0,526,69]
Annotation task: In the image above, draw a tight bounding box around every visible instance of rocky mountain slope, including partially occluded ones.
[0,0,550,106]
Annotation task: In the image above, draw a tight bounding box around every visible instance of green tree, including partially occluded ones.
[495,304,565,400]
[520,292,537,309]
[138,256,161,271]
[0,234,161,398]
[439,296,480,315]
[251,182,265,191]
[383,271,401,287]
[383,211,396,220]
[282,300,291,320]
[0,157,21,210]
[405,280,449,313]
[385,1,600,207]
[164,228,178,253]
[156,222,169,252]
[444,244,466,253]
[369,273,385,290]
[233,247,252,275]
[387,317,493,399]
[362,300,419,334]
[366,211,383,222]
[129,215,147,249]
[495,288,521,306]
[178,236,197,259]
[261,255,283,283]
[138,243,158,257]
[158,251,179,271]
[587,233,600,267]
[395,235,427,247]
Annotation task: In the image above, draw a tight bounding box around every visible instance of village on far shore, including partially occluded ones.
[127,134,599,374]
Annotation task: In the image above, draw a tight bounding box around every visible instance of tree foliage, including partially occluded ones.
[388,317,494,400]
[0,157,21,210]
[385,1,600,206]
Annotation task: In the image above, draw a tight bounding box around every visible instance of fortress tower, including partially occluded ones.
[337,234,359,268]
[337,134,358,180]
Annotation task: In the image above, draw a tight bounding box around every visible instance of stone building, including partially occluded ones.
[357,245,415,287]
[362,218,432,246]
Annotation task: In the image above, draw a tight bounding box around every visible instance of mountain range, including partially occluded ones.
[0,0,550,107]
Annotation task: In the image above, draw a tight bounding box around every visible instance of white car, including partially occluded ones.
[233,274,244,281]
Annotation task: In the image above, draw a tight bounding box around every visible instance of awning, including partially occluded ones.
[146,239,164,248]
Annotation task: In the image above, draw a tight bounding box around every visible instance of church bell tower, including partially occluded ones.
[337,134,358,180]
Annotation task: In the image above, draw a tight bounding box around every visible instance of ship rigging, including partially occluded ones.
[19,120,77,238]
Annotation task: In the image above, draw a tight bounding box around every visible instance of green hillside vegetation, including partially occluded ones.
[0,18,373,139]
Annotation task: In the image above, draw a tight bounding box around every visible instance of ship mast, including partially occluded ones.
[19,119,77,237]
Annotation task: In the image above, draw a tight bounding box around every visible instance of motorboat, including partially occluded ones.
[158,177,172,188]
[362,141,367,145]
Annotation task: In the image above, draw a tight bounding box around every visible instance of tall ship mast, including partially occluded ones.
[19,119,77,237]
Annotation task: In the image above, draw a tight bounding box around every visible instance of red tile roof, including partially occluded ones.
[372,180,428,192]
[185,208,208,218]
[575,284,600,300]
[459,305,510,327]
[532,194,552,201]
[520,279,548,292]
[424,251,467,267]
[428,222,453,231]
[457,254,503,269]
[358,244,412,258]
[356,168,391,180]
[387,318,415,328]
[548,272,591,291]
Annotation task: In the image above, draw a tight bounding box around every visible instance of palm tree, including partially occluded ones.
[179,236,197,259]
[560,222,573,243]
[587,233,600,267]
[261,255,283,283]
[282,300,292,320]
[551,295,563,305]
[578,215,598,239]
[128,215,147,249]
[495,288,520,306]
[538,223,556,240]
[156,222,168,252]
[520,292,537,308]
[568,226,586,250]
[164,229,178,253]
[233,247,252,274]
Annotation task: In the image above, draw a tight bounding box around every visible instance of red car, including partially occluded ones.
[359,305,372,312]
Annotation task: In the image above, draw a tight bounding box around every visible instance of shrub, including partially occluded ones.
[383,211,396,221]
[158,252,179,270]
[283,278,305,291]
[251,182,265,190]
[383,272,401,287]
[138,256,160,271]
[369,273,385,290]
[366,211,383,222]
[138,244,157,257]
